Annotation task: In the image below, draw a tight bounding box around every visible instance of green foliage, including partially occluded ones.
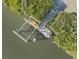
[48,12,77,59]
[3,0,17,12]
[3,0,52,20]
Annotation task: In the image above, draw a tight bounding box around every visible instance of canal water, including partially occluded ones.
[2,5,73,59]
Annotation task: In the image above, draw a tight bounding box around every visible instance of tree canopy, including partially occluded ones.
[48,12,77,59]
[3,0,52,20]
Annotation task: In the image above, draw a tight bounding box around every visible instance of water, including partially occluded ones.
[2,5,73,59]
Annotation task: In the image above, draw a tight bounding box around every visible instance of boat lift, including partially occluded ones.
[12,17,52,43]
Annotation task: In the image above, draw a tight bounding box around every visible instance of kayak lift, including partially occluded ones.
[12,18,37,43]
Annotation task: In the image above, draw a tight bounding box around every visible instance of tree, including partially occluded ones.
[3,0,52,21]
[48,12,77,59]
[3,0,17,11]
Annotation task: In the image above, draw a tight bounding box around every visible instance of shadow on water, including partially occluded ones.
[2,4,73,59]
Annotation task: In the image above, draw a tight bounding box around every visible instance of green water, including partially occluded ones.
[2,5,73,59]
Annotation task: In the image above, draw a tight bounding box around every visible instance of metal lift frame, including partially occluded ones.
[12,18,37,43]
